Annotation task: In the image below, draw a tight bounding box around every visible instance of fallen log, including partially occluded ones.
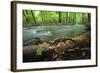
[23,32,91,62]
[72,32,90,41]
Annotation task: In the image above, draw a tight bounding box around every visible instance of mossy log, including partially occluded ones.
[23,32,91,62]
[72,32,90,41]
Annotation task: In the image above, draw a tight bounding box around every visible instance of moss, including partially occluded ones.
[36,48,45,56]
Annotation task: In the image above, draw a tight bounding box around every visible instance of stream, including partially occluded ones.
[23,25,87,45]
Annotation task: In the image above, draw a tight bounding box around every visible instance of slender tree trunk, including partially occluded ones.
[31,11,36,23]
[41,11,44,23]
[82,13,85,24]
[68,13,71,24]
[66,12,68,24]
[59,12,61,23]
[24,10,29,23]
[41,12,43,23]
[23,11,27,24]
[23,11,27,18]
[43,11,46,23]
[74,13,76,24]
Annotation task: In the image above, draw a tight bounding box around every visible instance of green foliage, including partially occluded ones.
[36,48,45,56]
[23,10,91,26]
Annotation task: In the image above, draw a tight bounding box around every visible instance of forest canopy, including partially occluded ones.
[23,10,91,27]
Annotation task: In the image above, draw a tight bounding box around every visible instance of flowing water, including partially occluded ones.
[23,25,87,45]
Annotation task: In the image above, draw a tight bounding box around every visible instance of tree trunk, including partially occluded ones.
[59,12,61,23]
[24,10,29,23]
[66,12,68,24]
[31,11,36,23]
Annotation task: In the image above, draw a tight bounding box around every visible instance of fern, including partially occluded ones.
[36,48,45,56]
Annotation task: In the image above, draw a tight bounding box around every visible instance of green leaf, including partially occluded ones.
[36,48,45,56]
